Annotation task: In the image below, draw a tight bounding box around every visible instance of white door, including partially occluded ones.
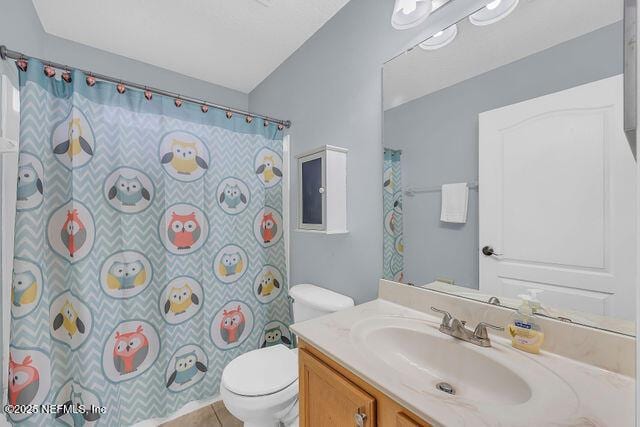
[479,75,636,320]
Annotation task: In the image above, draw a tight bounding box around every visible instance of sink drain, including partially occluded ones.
[436,382,455,395]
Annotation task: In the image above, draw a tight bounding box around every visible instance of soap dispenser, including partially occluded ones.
[508,293,544,354]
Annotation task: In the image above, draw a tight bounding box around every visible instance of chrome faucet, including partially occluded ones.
[487,296,501,305]
[431,307,504,347]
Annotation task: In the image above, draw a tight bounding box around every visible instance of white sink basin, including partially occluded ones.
[350,316,578,413]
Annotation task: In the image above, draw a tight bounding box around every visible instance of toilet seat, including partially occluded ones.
[220,378,299,427]
[221,345,298,397]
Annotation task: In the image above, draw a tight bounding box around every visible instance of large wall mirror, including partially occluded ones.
[382,0,635,336]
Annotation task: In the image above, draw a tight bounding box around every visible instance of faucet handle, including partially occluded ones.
[430,307,453,326]
[473,322,504,340]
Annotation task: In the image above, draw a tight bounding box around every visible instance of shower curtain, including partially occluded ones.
[8,59,290,426]
[383,148,403,282]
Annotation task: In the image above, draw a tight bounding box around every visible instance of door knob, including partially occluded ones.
[482,246,502,257]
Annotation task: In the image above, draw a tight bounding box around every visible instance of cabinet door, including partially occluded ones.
[299,349,376,427]
[298,152,325,230]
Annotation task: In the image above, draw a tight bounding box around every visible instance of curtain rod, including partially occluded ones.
[0,45,291,129]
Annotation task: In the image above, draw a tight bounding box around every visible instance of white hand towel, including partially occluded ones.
[440,182,468,223]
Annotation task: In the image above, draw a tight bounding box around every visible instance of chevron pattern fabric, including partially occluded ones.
[383,149,403,282]
[8,60,290,426]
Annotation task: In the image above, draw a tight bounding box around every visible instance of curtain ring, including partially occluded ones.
[16,57,28,72]
[43,65,56,78]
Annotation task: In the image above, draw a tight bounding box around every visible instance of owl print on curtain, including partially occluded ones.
[9,58,289,426]
[383,148,404,282]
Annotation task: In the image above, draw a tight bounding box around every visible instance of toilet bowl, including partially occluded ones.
[220,345,299,427]
[220,284,354,427]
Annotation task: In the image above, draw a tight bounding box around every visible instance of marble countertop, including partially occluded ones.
[291,299,635,427]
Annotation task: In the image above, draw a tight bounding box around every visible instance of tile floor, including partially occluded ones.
[161,401,242,427]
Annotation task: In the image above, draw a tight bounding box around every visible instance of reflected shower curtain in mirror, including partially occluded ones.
[383,148,403,282]
[8,59,290,425]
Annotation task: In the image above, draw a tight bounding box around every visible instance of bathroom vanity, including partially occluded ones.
[298,340,430,427]
[291,281,635,427]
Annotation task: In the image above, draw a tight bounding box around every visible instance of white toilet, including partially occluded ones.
[220,284,355,427]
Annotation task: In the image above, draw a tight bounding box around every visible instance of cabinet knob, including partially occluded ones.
[354,410,367,427]
[318,187,325,194]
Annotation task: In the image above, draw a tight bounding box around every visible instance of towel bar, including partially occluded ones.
[404,182,478,197]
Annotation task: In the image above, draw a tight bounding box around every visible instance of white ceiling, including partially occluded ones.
[32,0,350,93]
[384,0,623,110]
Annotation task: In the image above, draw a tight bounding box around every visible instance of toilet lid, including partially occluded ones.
[222,345,298,397]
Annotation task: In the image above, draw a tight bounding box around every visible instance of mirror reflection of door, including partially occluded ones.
[479,75,636,320]
[382,0,635,332]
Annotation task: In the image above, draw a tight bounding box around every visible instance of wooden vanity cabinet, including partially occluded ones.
[298,340,432,427]
[299,347,375,426]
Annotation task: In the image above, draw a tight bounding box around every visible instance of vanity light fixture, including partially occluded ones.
[419,24,458,50]
[391,0,433,30]
[469,0,519,26]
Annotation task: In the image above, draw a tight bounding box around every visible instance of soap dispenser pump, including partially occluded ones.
[526,288,544,313]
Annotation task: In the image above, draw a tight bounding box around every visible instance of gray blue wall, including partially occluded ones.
[249,0,484,303]
[383,22,623,289]
[0,0,248,109]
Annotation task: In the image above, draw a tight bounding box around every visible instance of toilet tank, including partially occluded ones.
[289,284,354,322]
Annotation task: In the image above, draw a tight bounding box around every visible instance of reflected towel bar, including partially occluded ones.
[404,182,478,197]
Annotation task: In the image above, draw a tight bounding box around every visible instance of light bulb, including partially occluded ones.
[401,0,417,14]
[419,24,458,50]
[469,0,518,26]
[391,0,433,30]
[486,0,501,10]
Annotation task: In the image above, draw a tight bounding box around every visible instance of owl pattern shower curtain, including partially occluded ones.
[383,148,403,282]
[8,59,290,425]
